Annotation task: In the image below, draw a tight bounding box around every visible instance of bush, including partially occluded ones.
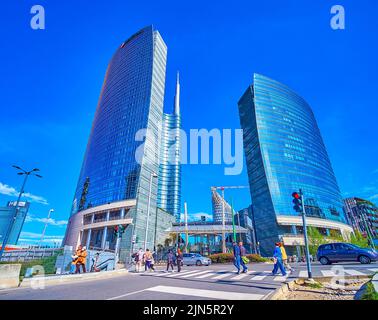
[361,282,378,300]
[208,253,268,263]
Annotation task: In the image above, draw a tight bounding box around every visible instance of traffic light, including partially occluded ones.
[113,225,119,237]
[292,191,303,213]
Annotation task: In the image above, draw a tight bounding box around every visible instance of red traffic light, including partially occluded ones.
[292,192,301,199]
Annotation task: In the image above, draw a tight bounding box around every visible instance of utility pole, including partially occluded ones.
[0,166,42,260]
[144,172,158,251]
[221,187,226,253]
[184,202,188,253]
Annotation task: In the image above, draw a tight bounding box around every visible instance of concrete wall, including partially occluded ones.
[0,264,21,289]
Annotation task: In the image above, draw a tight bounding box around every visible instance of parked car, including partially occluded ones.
[183,253,211,266]
[317,243,378,265]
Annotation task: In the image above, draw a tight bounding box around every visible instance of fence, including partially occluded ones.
[0,247,63,263]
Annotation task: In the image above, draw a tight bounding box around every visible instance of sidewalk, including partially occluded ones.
[20,268,128,288]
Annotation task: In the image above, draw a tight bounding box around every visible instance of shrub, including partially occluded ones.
[208,253,268,263]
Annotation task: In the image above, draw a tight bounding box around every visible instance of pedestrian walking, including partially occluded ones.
[166,249,175,272]
[239,242,248,273]
[135,248,144,273]
[279,242,294,272]
[232,241,242,274]
[144,249,154,272]
[272,242,287,276]
[176,248,183,272]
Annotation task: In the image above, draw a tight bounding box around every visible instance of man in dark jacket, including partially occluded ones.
[232,242,241,274]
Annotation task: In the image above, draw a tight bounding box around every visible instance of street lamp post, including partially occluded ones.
[0,166,42,259]
[221,187,226,253]
[144,172,158,251]
[39,208,54,248]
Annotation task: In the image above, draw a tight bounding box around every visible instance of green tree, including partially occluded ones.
[350,230,369,248]
[307,227,328,256]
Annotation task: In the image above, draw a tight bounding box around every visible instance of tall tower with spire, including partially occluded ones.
[157,72,182,220]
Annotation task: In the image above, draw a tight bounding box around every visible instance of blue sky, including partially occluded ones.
[1,0,377,245]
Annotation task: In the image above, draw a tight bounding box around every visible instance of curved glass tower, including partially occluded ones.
[64,26,179,262]
[238,74,352,256]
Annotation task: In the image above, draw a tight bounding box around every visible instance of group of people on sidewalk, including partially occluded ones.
[232,241,295,276]
[132,247,184,273]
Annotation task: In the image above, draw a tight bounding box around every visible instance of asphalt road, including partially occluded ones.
[0,262,377,300]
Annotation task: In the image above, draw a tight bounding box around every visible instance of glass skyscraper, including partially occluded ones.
[238,74,352,256]
[157,73,182,221]
[64,26,180,262]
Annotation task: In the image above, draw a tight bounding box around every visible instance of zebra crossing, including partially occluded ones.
[143,269,293,282]
[139,266,378,282]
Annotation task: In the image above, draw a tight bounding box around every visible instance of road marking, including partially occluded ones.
[321,270,336,277]
[230,271,252,280]
[298,271,308,278]
[179,270,214,278]
[165,270,200,278]
[250,271,270,281]
[145,285,264,300]
[344,269,365,276]
[211,272,233,280]
[107,288,148,300]
[273,275,288,282]
[368,268,378,273]
[195,271,226,279]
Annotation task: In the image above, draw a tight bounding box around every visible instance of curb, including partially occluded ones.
[20,268,129,288]
[268,275,372,300]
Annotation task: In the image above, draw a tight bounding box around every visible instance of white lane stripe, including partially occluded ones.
[344,269,365,276]
[165,270,200,278]
[179,270,214,278]
[298,271,308,278]
[212,272,233,280]
[273,275,288,282]
[145,285,264,300]
[321,270,336,277]
[195,271,225,279]
[153,270,196,277]
[250,271,270,281]
[230,272,252,280]
[250,275,267,281]
[107,288,148,300]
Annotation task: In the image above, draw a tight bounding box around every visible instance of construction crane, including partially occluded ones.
[211,186,249,253]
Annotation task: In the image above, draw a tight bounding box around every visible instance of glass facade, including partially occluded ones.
[0,202,30,245]
[157,74,182,220]
[238,74,348,256]
[65,26,179,261]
